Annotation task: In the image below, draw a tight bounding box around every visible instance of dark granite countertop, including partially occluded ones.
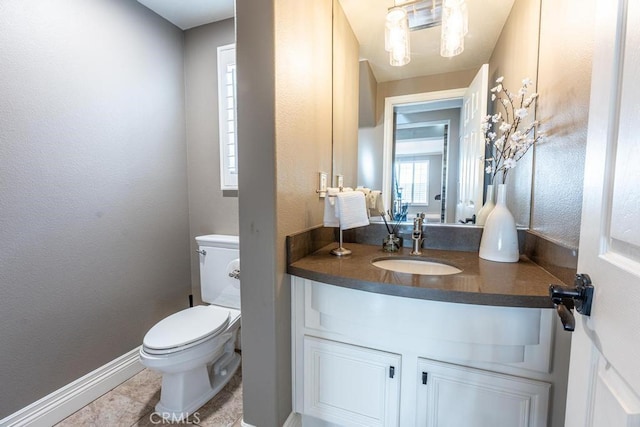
[288,243,559,308]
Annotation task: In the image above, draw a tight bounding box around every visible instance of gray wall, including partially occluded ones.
[184,19,238,303]
[237,0,333,425]
[0,0,190,417]
[236,0,279,424]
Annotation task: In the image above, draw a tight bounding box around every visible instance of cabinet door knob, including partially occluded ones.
[422,371,428,385]
[389,366,395,378]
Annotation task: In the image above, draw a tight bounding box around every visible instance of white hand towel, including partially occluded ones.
[336,191,369,230]
[323,187,341,227]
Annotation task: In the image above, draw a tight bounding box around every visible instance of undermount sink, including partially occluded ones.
[372,258,462,276]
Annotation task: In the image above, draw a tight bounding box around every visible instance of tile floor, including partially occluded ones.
[55,365,243,427]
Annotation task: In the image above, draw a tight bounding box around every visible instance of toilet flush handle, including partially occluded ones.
[196,249,206,256]
[229,269,240,280]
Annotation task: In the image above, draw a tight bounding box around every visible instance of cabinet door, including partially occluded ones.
[416,358,550,427]
[303,336,401,427]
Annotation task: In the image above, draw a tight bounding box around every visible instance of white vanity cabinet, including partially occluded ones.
[292,276,555,427]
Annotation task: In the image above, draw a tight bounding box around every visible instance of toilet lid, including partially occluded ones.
[143,305,230,351]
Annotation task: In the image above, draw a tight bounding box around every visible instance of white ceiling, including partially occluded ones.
[136,0,234,30]
[339,0,516,82]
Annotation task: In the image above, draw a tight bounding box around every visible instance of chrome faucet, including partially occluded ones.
[410,213,425,255]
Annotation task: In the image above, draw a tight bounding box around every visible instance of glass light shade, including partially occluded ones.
[385,7,408,52]
[385,7,410,66]
[440,4,465,57]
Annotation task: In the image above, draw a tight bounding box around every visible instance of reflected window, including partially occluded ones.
[395,157,430,205]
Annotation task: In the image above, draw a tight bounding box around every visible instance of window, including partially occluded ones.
[217,44,237,190]
[395,158,429,205]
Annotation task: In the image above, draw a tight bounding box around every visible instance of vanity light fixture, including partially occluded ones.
[385,0,468,66]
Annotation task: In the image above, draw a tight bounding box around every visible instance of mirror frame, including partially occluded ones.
[381,88,467,218]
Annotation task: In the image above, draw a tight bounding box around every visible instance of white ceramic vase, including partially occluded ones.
[479,184,519,262]
[475,184,496,226]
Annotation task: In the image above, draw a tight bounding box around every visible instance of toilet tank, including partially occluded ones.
[196,234,240,309]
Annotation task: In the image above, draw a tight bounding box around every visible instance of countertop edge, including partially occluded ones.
[287,265,555,309]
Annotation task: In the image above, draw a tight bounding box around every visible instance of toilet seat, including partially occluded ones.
[143,305,230,355]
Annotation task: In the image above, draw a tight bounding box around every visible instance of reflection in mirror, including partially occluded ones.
[334,0,541,226]
[332,0,359,188]
[393,121,448,223]
[391,99,462,224]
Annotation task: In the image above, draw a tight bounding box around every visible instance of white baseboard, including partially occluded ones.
[283,412,302,427]
[0,347,144,427]
[240,412,300,427]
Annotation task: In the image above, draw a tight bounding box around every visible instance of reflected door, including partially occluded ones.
[456,64,488,223]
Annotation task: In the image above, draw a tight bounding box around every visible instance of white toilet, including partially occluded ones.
[139,234,241,421]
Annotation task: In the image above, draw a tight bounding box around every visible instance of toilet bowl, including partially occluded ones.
[139,235,241,421]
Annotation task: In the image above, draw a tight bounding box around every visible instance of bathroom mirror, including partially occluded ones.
[332,0,541,226]
[332,0,360,189]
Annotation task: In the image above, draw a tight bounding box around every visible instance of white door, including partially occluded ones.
[456,64,488,223]
[565,0,640,424]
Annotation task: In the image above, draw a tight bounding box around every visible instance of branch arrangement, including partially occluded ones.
[481,77,543,184]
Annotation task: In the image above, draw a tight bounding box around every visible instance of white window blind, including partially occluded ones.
[217,44,237,190]
[396,159,429,205]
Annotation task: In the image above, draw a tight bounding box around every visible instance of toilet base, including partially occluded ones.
[154,351,241,422]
